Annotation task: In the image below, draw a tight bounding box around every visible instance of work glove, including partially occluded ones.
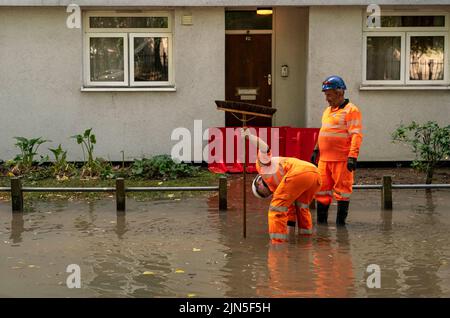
[310,149,319,165]
[347,157,357,172]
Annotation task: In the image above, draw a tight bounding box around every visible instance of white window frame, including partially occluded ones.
[83,11,174,88]
[84,11,172,33]
[362,11,449,86]
[129,33,173,87]
[406,31,448,85]
[84,33,129,87]
[362,32,405,85]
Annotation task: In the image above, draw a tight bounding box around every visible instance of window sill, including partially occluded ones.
[360,85,450,91]
[80,86,177,92]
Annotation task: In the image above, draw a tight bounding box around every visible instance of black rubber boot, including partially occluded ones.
[336,201,350,226]
[317,202,329,224]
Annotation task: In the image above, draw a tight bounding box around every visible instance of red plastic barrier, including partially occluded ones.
[208,127,319,173]
[285,128,320,161]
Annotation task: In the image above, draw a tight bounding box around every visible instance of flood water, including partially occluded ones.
[1,177,450,298]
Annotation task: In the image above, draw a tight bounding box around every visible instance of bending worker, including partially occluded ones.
[310,75,363,225]
[243,128,322,243]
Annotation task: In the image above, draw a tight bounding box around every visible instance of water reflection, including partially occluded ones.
[115,212,128,239]
[1,186,450,297]
[10,212,25,244]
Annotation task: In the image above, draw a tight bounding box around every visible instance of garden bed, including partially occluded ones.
[0,168,221,203]
[355,167,450,185]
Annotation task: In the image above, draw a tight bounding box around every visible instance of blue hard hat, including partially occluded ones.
[322,75,347,91]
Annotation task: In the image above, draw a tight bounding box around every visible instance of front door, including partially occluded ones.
[225,34,272,127]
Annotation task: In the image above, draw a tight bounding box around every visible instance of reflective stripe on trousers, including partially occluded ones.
[270,233,289,241]
[269,205,288,212]
[294,201,310,209]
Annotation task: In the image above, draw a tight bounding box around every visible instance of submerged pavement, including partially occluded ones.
[1,177,450,297]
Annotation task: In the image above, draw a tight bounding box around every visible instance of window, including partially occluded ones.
[84,12,173,88]
[363,12,448,86]
[225,11,272,30]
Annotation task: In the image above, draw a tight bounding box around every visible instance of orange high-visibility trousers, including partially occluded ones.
[269,171,322,243]
[315,160,353,206]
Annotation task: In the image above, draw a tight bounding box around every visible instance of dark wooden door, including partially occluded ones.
[225,34,272,127]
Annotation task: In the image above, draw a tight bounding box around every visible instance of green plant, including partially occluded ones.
[71,128,100,178]
[96,158,117,180]
[71,128,96,166]
[11,136,50,173]
[392,121,450,184]
[48,144,76,179]
[131,155,199,180]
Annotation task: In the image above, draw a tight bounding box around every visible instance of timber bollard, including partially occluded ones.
[219,176,227,210]
[11,177,23,213]
[116,178,126,212]
[382,175,393,210]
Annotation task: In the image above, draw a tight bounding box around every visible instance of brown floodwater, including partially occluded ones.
[1,177,450,298]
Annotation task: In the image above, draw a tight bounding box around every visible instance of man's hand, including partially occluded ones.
[310,149,319,165]
[347,157,357,172]
[240,127,250,139]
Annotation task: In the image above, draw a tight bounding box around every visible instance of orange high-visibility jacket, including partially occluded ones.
[318,101,363,161]
[256,150,318,192]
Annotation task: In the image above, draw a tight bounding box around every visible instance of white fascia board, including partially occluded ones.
[2,0,450,7]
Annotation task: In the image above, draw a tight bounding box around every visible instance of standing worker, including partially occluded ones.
[243,128,322,243]
[310,75,363,225]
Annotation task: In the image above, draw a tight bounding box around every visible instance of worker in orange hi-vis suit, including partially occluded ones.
[242,128,322,244]
[310,75,363,225]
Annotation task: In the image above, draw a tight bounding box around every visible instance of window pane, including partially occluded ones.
[90,37,124,82]
[381,16,445,27]
[410,36,445,80]
[225,11,272,30]
[366,36,401,81]
[134,37,169,82]
[90,16,168,28]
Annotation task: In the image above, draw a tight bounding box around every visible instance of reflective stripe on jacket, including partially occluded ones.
[318,102,363,161]
[256,150,318,193]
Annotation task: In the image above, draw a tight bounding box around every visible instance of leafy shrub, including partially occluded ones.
[131,155,199,180]
[9,136,50,175]
[71,128,101,178]
[392,121,450,184]
[48,144,76,180]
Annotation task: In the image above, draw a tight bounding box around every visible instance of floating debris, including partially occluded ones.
[143,271,155,275]
[192,248,201,252]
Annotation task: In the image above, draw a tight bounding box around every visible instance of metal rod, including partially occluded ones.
[3,184,448,193]
[22,187,115,192]
[17,186,219,192]
[392,184,450,189]
[353,185,383,189]
[243,114,247,239]
[126,186,219,192]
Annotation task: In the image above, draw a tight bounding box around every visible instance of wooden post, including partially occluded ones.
[116,178,126,212]
[219,176,227,210]
[382,175,393,210]
[11,177,23,213]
